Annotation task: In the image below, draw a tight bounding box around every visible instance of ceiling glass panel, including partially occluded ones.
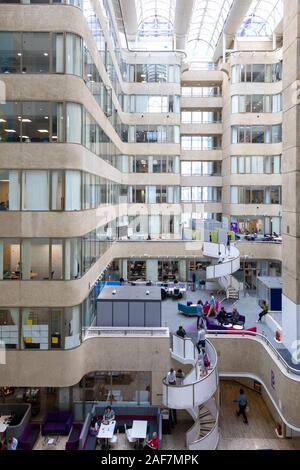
[239,0,283,37]
[133,0,284,57]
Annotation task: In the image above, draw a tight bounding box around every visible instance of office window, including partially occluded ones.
[66,33,82,76]
[0,239,20,281]
[22,32,50,73]
[22,102,50,142]
[0,102,21,142]
[0,170,20,210]
[181,187,191,202]
[0,32,21,73]
[181,162,191,176]
[252,64,265,82]
[22,170,49,211]
[66,103,82,143]
[65,170,81,211]
[0,308,19,349]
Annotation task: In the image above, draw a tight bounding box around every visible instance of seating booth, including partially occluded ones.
[79,404,162,450]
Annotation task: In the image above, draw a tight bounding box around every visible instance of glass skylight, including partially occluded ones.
[239,0,283,37]
[132,0,284,56]
[186,0,234,59]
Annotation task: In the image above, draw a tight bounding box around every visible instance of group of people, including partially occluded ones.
[91,405,159,450]
[217,307,243,326]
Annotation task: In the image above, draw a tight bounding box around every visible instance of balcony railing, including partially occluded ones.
[82,327,169,340]
[163,338,218,409]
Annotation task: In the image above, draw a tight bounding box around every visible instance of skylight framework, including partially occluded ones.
[186,0,234,59]
[135,0,176,37]
[239,0,283,37]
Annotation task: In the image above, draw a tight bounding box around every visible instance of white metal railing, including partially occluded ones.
[83,327,169,339]
[163,338,218,409]
[207,330,300,377]
[171,335,198,364]
[186,398,219,451]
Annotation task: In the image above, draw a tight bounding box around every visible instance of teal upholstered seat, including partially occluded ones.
[178,303,198,316]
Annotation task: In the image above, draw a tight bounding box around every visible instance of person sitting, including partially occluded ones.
[102,406,115,424]
[176,326,186,338]
[7,436,18,451]
[144,432,159,450]
[217,307,228,325]
[232,308,243,325]
[90,416,100,435]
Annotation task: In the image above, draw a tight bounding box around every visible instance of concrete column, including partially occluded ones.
[121,259,128,279]
[21,240,31,281]
[282,0,300,355]
[0,240,3,281]
[179,260,187,281]
[146,259,158,282]
[64,239,71,281]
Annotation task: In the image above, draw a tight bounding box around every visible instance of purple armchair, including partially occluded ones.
[41,410,73,436]
[65,423,83,450]
[19,423,40,450]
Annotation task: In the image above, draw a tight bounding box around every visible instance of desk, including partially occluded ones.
[0,415,11,433]
[131,420,148,449]
[97,421,116,449]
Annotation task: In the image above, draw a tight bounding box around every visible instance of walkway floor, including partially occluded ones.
[161,289,300,371]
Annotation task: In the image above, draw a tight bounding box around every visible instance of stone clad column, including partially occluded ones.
[282,0,300,355]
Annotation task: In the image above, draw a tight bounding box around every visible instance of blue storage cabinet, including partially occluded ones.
[257,277,282,312]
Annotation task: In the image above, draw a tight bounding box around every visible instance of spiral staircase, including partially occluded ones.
[162,335,219,450]
[203,242,241,300]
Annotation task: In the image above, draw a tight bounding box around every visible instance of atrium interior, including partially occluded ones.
[0,0,300,453]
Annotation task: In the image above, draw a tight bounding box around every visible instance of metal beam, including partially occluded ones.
[119,0,138,41]
[213,0,253,61]
[174,0,195,50]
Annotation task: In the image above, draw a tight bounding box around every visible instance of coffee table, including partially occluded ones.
[43,435,59,449]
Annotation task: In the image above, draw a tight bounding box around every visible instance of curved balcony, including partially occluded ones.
[186,398,219,451]
[162,337,218,409]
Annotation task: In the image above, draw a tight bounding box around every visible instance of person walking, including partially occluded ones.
[166,368,177,385]
[196,325,206,354]
[208,293,216,317]
[196,300,204,328]
[176,369,185,385]
[227,234,231,254]
[257,300,269,322]
[234,389,248,424]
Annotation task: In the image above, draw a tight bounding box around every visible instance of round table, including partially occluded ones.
[232,325,244,330]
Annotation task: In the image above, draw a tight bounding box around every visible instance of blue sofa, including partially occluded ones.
[178,303,198,316]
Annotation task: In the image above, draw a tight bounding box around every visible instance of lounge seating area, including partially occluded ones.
[41,410,73,436]
[79,405,162,450]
